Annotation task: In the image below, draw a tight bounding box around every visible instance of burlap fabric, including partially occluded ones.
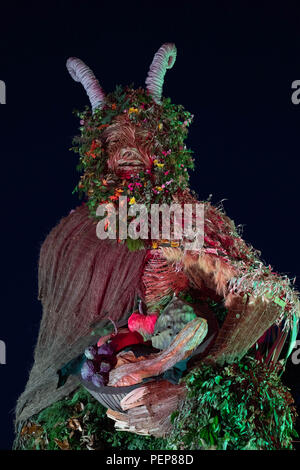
[15,203,147,427]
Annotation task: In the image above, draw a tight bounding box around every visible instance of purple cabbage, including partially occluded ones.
[81,342,117,387]
[97,343,115,357]
[92,372,109,388]
[81,360,96,381]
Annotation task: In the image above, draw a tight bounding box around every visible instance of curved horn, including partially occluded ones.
[66,57,105,111]
[145,43,177,104]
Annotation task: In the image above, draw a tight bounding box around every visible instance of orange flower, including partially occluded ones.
[86,139,101,159]
[111,103,117,110]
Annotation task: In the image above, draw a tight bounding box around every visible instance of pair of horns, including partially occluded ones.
[66,43,177,111]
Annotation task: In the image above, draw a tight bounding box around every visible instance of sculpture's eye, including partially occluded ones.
[108,136,119,145]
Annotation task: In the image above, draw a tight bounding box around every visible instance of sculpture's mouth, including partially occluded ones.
[118,149,144,168]
[112,147,152,177]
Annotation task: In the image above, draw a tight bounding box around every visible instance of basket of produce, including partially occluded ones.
[72,298,210,433]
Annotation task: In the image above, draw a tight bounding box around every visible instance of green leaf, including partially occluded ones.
[286,313,299,359]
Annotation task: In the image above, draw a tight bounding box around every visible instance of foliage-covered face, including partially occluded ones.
[71,84,195,217]
[67,44,195,217]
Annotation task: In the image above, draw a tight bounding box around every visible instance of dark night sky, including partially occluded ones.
[1,1,300,449]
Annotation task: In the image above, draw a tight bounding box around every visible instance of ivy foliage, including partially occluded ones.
[168,357,298,450]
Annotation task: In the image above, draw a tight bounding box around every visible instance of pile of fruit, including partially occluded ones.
[80,327,146,387]
[81,343,117,387]
[79,299,206,389]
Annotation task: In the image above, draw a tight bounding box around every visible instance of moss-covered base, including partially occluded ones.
[168,357,298,450]
[15,387,167,450]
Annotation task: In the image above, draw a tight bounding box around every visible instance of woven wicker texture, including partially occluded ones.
[66,57,106,111]
[145,43,177,104]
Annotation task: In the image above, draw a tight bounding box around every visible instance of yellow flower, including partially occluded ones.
[158,123,163,130]
[129,197,136,205]
[128,107,139,114]
[156,163,164,168]
[152,241,158,249]
[157,187,163,191]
